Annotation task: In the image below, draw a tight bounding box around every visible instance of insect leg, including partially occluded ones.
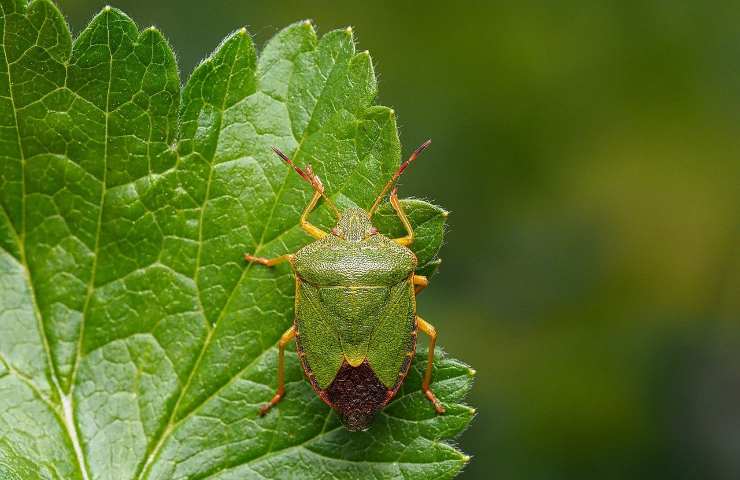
[413,275,429,295]
[300,190,328,239]
[416,316,445,414]
[244,253,294,267]
[390,187,414,246]
[259,325,297,416]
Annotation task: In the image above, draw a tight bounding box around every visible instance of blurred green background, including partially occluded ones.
[61,1,740,478]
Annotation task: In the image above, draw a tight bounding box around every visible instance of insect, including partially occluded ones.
[245,140,444,431]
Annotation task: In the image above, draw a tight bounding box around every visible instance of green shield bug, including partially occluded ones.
[245,141,444,431]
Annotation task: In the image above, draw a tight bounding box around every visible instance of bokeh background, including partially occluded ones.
[60,1,740,478]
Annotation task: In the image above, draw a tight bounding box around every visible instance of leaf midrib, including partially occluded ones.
[1,3,90,479]
[60,11,120,480]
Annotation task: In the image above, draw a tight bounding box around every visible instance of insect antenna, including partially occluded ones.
[368,139,431,217]
[271,147,341,219]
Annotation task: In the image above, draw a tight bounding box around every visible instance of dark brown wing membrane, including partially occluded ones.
[326,360,389,431]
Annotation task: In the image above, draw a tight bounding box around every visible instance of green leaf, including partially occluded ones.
[374,198,449,277]
[0,1,475,479]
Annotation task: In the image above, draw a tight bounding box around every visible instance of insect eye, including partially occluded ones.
[331,227,341,237]
[368,227,378,236]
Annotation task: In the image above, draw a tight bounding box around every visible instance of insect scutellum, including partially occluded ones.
[245,141,444,430]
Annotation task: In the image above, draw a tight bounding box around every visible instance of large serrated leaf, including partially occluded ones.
[0,1,475,478]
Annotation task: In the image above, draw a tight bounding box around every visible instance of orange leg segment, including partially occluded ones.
[244,253,294,267]
[390,187,414,246]
[259,325,297,416]
[413,275,428,295]
[299,190,328,240]
[416,316,445,414]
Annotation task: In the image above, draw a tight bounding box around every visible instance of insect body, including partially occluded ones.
[246,141,444,431]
